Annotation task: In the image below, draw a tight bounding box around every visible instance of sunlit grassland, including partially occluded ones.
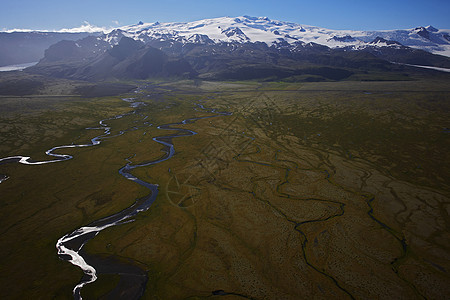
[0,79,449,299]
[86,80,449,299]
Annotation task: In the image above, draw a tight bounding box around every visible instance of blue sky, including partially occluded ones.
[2,0,450,31]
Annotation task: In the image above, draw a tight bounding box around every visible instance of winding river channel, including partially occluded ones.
[0,96,231,299]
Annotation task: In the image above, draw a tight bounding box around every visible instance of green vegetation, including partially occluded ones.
[0,79,449,299]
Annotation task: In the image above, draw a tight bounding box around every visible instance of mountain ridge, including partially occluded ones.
[112,16,450,56]
[3,16,449,59]
[27,33,450,83]
[2,16,450,84]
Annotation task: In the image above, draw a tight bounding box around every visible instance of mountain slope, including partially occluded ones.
[30,37,196,80]
[28,33,450,82]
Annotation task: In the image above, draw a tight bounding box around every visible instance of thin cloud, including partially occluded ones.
[1,21,112,33]
[2,28,44,33]
[57,21,109,33]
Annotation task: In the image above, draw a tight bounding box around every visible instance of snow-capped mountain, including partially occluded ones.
[4,16,450,82]
[106,16,450,57]
[2,16,450,68]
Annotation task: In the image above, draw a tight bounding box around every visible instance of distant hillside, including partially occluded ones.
[0,32,98,67]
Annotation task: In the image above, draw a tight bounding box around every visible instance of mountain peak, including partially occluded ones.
[369,37,403,47]
[109,36,143,60]
[425,25,438,32]
[413,26,431,40]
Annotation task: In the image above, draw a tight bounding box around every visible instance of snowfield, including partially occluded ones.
[111,16,450,57]
[3,16,450,57]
